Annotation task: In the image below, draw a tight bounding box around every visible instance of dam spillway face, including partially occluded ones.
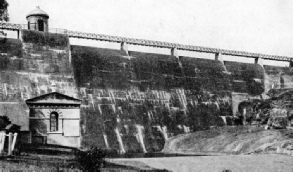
[0,29,292,153]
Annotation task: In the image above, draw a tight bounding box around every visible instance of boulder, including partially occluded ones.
[266,108,289,129]
[271,117,288,129]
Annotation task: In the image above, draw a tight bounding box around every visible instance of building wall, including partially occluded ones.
[29,108,80,147]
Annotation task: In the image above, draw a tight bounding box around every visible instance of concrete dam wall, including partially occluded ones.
[0,30,292,153]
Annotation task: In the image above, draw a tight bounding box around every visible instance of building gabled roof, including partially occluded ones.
[26,6,49,19]
[25,92,81,105]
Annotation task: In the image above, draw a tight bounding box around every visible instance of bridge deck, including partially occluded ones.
[0,22,292,62]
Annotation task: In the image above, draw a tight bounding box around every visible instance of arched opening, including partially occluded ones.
[50,111,59,131]
[38,19,44,31]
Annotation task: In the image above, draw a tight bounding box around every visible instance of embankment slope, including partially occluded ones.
[163,126,293,155]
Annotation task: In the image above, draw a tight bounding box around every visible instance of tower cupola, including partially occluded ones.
[26,6,49,32]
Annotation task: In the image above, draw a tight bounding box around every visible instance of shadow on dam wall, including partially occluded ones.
[1,30,292,154]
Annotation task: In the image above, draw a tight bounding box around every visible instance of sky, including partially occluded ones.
[5,0,293,65]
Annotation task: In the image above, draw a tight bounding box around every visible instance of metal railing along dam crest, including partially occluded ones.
[1,22,292,62]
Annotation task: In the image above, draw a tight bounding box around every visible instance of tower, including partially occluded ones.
[26,6,49,32]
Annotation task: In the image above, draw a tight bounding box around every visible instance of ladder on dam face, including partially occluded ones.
[1,22,293,62]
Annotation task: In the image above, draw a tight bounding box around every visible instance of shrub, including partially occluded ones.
[0,39,23,57]
[76,147,107,172]
[22,30,68,48]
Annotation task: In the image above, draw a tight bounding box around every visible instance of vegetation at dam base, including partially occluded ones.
[0,38,22,57]
[75,147,107,171]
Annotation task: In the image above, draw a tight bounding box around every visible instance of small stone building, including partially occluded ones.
[25,92,81,147]
[26,6,49,32]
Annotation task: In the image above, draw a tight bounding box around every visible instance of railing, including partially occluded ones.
[20,24,68,34]
[0,22,21,30]
[0,131,18,156]
[19,24,28,30]
[49,27,68,34]
[1,22,293,62]
[66,30,293,61]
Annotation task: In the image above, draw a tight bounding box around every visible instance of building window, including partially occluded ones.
[50,112,59,131]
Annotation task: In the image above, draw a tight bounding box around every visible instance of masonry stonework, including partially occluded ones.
[0,8,292,152]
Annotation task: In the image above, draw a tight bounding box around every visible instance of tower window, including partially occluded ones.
[50,112,59,131]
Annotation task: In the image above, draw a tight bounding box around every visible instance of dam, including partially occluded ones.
[0,6,293,153]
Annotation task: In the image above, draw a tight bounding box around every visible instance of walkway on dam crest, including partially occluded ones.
[1,22,293,62]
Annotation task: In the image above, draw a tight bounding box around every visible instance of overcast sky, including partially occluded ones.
[6,0,293,65]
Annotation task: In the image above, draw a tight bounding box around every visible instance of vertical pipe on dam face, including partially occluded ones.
[183,125,190,133]
[220,116,227,126]
[114,128,125,154]
[135,125,147,153]
[88,94,94,108]
[162,126,169,141]
[103,132,110,149]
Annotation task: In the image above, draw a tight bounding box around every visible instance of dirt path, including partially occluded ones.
[110,154,293,172]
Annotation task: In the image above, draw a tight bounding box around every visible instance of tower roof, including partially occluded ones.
[26,6,49,19]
